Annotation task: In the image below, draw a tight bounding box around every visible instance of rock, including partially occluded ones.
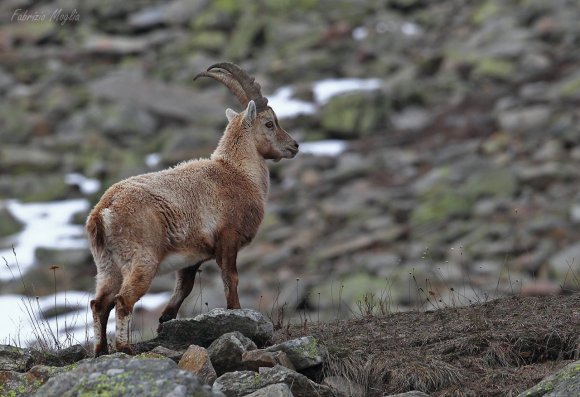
[549,243,580,276]
[165,0,209,25]
[0,68,15,95]
[0,345,34,372]
[570,205,580,223]
[242,350,295,372]
[265,336,327,371]
[244,383,294,397]
[224,4,265,60]
[208,331,257,375]
[150,345,184,362]
[0,173,71,202]
[412,186,474,225]
[497,106,552,133]
[99,103,158,138]
[159,126,219,165]
[40,344,88,367]
[315,228,403,261]
[83,31,180,55]
[0,146,61,174]
[212,365,334,397]
[34,247,91,267]
[473,58,516,80]
[82,34,143,53]
[463,168,518,199]
[0,202,23,238]
[386,392,431,397]
[0,361,82,397]
[34,355,221,397]
[553,70,580,100]
[320,90,388,138]
[516,163,574,190]
[322,376,365,397]
[128,5,167,30]
[0,370,45,397]
[391,107,432,132]
[89,71,224,123]
[155,309,273,349]
[178,344,217,385]
[195,309,273,346]
[517,360,580,397]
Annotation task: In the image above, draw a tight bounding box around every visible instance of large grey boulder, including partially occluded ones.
[34,354,223,397]
[154,309,273,349]
[212,365,334,397]
[517,360,580,397]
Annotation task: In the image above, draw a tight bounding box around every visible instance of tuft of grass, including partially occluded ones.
[389,357,465,394]
[324,354,387,397]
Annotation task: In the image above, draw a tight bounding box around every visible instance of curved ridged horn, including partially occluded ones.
[194,62,269,112]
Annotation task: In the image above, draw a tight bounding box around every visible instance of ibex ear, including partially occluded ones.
[225,108,238,122]
[244,100,256,125]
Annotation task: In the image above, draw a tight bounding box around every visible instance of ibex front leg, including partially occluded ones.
[216,230,241,309]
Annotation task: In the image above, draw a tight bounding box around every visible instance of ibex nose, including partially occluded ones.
[288,140,299,157]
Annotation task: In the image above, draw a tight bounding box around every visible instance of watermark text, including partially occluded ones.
[11,8,80,26]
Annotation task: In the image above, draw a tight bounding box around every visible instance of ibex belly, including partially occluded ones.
[157,252,209,275]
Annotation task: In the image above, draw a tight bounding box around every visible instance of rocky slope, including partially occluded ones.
[0,0,579,332]
[1,294,579,396]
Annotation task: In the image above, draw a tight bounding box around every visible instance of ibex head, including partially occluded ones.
[195,62,299,162]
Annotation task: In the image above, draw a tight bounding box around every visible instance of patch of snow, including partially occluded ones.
[267,78,382,120]
[352,26,369,41]
[401,22,422,36]
[0,291,171,346]
[266,86,316,119]
[145,153,161,168]
[0,199,89,280]
[300,140,347,157]
[65,173,101,195]
[312,79,382,104]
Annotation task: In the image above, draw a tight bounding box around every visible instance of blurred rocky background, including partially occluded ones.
[0,0,579,345]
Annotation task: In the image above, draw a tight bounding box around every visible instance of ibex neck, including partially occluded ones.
[211,124,270,198]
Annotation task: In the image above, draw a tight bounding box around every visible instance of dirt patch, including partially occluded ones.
[273,293,580,396]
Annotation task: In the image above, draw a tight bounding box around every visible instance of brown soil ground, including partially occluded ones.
[273,293,580,397]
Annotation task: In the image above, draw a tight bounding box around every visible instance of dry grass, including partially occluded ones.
[273,293,580,397]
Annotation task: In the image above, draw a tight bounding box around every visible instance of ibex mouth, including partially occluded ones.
[288,141,299,157]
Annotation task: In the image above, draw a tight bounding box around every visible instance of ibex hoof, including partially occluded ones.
[94,346,109,357]
[159,313,174,324]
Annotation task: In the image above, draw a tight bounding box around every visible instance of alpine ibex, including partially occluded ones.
[87,63,299,356]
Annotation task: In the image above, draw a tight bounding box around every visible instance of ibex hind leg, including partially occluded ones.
[114,254,159,354]
[91,258,122,357]
[159,261,204,324]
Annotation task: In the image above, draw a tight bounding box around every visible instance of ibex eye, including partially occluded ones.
[265,121,274,128]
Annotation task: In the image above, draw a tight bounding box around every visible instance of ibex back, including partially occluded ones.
[87,63,299,356]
